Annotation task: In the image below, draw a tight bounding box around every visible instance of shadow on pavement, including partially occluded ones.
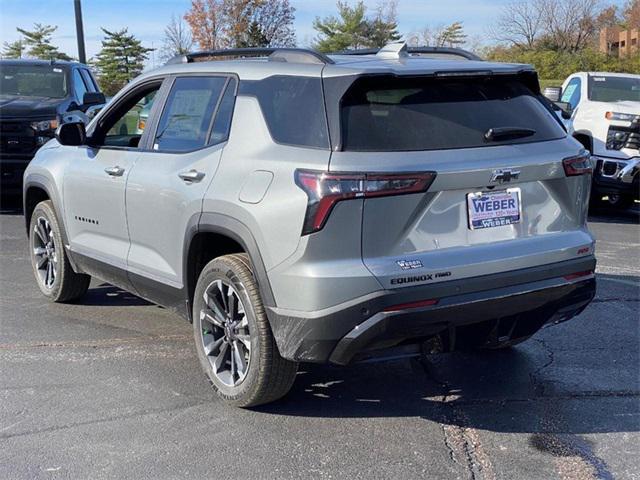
[588,204,640,225]
[81,283,153,307]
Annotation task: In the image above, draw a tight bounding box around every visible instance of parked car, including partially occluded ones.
[23,43,596,407]
[0,59,105,196]
[544,72,639,209]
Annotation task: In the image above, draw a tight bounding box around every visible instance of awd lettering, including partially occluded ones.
[391,271,451,285]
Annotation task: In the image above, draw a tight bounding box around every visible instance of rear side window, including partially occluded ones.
[341,76,565,152]
[240,76,329,149]
[154,76,227,152]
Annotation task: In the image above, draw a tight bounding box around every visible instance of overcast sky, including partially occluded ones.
[0,0,628,66]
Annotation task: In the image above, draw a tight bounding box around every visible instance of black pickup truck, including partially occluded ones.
[0,59,105,195]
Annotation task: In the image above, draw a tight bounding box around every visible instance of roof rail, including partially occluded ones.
[166,47,335,65]
[334,43,483,61]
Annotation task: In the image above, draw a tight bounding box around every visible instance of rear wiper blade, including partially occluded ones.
[485,127,536,142]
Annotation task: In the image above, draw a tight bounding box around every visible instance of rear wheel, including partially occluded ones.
[29,200,90,302]
[193,253,297,407]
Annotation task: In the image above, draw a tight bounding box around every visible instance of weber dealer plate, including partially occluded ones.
[467,188,522,230]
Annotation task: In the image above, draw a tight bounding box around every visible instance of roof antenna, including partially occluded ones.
[376,41,408,59]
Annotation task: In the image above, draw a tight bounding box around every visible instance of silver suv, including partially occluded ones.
[23,43,596,407]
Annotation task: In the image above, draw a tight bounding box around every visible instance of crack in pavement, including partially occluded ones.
[0,399,213,440]
[418,358,496,480]
[530,338,555,396]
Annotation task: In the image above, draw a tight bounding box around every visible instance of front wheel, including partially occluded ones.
[193,253,297,407]
[605,194,634,210]
[29,200,90,302]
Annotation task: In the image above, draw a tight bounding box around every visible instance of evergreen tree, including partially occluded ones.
[313,1,401,53]
[16,24,72,60]
[439,22,467,47]
[2,40,24,59]
[313,1,368,52]
[93,28,153,96]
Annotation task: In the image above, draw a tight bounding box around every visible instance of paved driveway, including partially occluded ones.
[1,199,638,479]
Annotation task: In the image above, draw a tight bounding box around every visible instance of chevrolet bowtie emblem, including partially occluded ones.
[491,168,520,183]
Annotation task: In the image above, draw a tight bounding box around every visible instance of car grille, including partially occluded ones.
[0,120,38,157]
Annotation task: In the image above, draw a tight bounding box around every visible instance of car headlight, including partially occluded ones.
[605,112,640,123]
[31,119,59,145]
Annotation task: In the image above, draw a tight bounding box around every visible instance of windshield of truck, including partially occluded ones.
[588,75,640,103]
[0,64,68,98]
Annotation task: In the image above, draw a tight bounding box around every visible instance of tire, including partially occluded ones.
[29,200,90,302]
[192,253,297,407]
[605,194,634,210]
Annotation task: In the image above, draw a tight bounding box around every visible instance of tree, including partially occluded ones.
[93,28,153,96]
[490,1,544,49]
[439,22,467,47]
[16,24,72,60]
[363,1,401,49]
[313,1,368,52]
[540,0,600,52]
[313,1,401,53]
[2,40,24,59]
[161,14,194,61]
[246,0,296,47]
[185,0,227,50]
[185,0,295,50]
[623,0,640,29]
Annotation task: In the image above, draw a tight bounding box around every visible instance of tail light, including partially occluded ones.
[295,170,436,235]
[563,151,593,176]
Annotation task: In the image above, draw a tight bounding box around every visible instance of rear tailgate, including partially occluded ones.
[328,73,594,290]
[330,140,594,289]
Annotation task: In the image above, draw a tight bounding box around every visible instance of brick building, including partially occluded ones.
[600,27,639,57]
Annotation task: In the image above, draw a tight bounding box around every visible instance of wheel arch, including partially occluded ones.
[183,212,276,322]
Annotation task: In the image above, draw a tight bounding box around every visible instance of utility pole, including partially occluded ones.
[74,0,87,63]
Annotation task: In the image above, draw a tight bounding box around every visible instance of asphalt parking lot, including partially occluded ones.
[1,197,638,480]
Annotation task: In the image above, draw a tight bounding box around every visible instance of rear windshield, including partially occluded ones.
[588,75,640,103]
[340,76,565,152]
[0,64,68,98]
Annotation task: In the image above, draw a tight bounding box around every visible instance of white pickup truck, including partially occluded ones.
[544,72,639,209]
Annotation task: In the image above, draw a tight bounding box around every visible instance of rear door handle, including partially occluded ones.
[178,169,206,183]
[104,166,125,177]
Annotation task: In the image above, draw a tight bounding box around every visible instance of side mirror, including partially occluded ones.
[553,101,573,120]
[55,122,86,146]
[82,92,106,109]
[543,86,562,103]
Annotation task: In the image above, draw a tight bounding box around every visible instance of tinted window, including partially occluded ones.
[72,69,88,103]
[341,76,565,152]
[588,75,640,102]
[0,64,67,98]
[209,78,237,145]
[561,78,581,108]
[154,76,226,152]
[241,76,329,149]
[80,69,97,92]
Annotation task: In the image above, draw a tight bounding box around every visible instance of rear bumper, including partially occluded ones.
[267,256,596,364]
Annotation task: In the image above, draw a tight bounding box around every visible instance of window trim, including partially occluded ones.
[148,72,239,155]
[87,76,169,152]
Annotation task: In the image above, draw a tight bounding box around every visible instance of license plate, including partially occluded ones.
[467,188,521,230]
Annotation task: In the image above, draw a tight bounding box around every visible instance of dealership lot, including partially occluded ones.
[0,200,638,480]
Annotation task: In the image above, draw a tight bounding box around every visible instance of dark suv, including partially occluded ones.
[0,60,105,195]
